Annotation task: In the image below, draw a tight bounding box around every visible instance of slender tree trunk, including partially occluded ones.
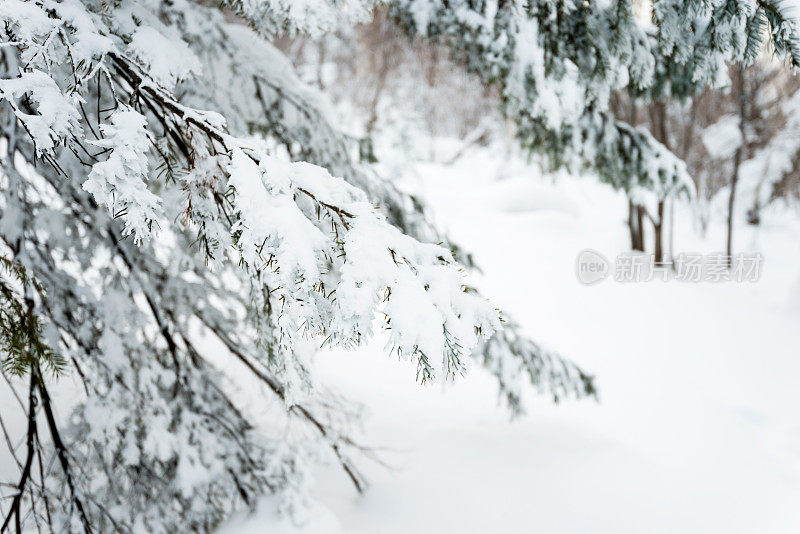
[365,50,392,137]
[727,151,742,260]
[624,97,645,252]
[628,198,640,251]
[727,65,748,261]
[650,100,669,263]
[636,204,645,251]
[747,194,761,226]
[678,95,700,253]
[628,201,645,252]
[668,197,675,263]
[680,95,700,161]
[654,200,665,263]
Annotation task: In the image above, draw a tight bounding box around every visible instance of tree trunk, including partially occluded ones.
[747,195,761,226]
[727,149,742,260]
[668,197,675,263]
[625,98,646,252]
[628,198,641,251]
[654,200,665,263]
[727,65,748,261]
[650,100,669,262]
[636,204,645,251]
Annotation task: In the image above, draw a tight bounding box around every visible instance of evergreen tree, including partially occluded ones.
[388,0,800,256]
[0,0,592,531]
[4,0,799,531]
[733,61,800,225]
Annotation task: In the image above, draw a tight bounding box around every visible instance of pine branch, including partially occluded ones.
[34,367,92,534]
[196,313,368,494]
[760,0,800,67]
[0,374,36,534]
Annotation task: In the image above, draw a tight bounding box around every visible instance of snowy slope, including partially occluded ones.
[221,147,800,534]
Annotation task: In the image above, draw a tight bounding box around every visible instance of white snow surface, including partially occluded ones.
[220,144,800,533]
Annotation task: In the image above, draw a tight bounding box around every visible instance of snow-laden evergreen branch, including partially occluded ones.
[387,0,800,200]
[13,0,799,530]
[223,0,377,37]
[0,0,592,530]
[172,4,596,409]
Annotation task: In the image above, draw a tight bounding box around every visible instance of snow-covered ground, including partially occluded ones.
[222,147,800,533]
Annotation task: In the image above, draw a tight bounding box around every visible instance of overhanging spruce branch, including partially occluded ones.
[196,313,367,493]
[105,48,600,412]
[108,52,361,225]
[759,0,800,67]
[0,367,91,534]
[20,147,371,495]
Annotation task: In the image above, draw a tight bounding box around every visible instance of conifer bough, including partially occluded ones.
[1,0,798,532]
